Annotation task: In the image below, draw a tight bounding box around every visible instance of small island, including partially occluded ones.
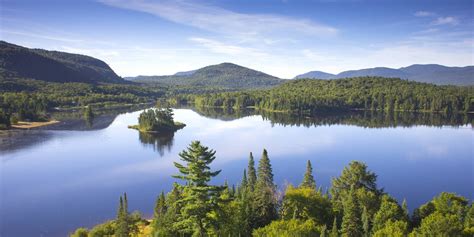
[128,108,185,133]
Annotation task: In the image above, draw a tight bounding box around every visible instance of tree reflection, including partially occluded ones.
[138,131,175,157]
[190,106,472,128]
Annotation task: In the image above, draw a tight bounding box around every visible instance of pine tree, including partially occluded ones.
[253,149,277,228]
[172,141,225,236]
[362,206,370,237]
[321,224,328,237]
[239,169,248,198]
[330,217,339,237]
[341,186,363,237]
[300,160,316,189]
[402,198,409,223]
[154,191,166,219]
[247,152,257,191]
[116,194,129,237]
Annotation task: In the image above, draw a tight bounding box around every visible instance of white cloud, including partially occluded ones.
[432,16,459,26]
[99,0,338,39]
[414,11,435,17]
[189,37,267,57]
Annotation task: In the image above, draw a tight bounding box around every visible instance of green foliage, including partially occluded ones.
[330,161,382,220]
[252,219,321,237]
[69,227,88,237]
[131,63,283,89]
[254,149,278,228]
[410,212,464,236]
[300,160,316,189]
[247,152,257,192]
[372,220,407,237]
[341,186,363,237]
[280,185,332,225]
[135,108,184,132]
[372,195,405,233]
[73,147,472,237]
[186,77,473,113]
[172,141,225,236]
[116,193,129,237]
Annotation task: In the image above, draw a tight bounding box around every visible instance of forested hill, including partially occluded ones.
[295,64,474,86]
[179,77,473,114]
[0,41,123,84]
[126,63,284,89]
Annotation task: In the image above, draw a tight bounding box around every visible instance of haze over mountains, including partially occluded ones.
[1,41,472,87]
[0,41,123,84]
[295,65,474,86]
[125,63,284,89]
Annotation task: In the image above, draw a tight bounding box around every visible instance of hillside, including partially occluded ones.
[294,64,474,85]
[127,63,284,89]
[186,77,473,114]
[0,41,123,84]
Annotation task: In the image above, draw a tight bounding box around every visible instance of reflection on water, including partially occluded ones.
[138,131,175,156]
[1,107,472,237]
[189,106,473,128]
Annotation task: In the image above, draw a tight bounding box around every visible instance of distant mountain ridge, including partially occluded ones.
[0,41,123,83]
[126,63,283,89]
[295,65,474,85]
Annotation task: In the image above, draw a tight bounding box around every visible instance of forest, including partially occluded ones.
[70,141,473,237]
[176,77,474,114]
[0,77,226,129]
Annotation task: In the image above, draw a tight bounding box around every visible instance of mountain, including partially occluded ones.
[0,41,123,83]
[294,71,335,80]
[294,64,474,85]
[127,63,284,89]
[174,69,197,76]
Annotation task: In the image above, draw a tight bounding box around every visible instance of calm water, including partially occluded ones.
[1,108,473,237]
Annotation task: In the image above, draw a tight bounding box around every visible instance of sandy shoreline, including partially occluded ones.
[11,120,60,129]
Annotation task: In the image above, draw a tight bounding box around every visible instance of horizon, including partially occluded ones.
[1,0,473,78]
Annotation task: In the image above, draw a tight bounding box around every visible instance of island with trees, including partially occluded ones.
[70,141,474,237]
[128,108,185,133]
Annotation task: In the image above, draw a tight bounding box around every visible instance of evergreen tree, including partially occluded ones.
[253,149,278,228]
[300,160,316,189]
[172,141,225,236]
[239,169,248,197]
[372,195,405,233]
[330,217,339,237]
[151,191,167,234]
[361,206,370,237]
[247,152,257,191]
[321,224,328,237]
[116,194,129,237]
[341,186,363,237]
[402,198,410,224]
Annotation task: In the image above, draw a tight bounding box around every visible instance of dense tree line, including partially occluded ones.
[179,77,474,114]
[0,76,233,129]
[71,141,473,237]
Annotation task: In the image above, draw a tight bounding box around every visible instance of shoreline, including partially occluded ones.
[11,120,60,129]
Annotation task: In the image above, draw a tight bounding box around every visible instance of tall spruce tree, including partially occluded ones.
[330,217,339,237]
[362,206,370,237]
[247,152,257,191]
[253,149,277,228]
[341,186,363,237]
[300,160,316,189]
[116,194,129,237]
[172,141,225,236]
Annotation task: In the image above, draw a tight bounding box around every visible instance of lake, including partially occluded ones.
[1,108,472,237]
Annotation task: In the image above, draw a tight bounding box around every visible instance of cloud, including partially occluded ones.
[99,0,338,39]
[189,37,267,57]
[414,11,435,17]
[2,30,83,43]
[432,16,459,26]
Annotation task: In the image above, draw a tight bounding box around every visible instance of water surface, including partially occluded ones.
[1,108,472,237]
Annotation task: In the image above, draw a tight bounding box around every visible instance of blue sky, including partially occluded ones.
[1,0,473,78]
